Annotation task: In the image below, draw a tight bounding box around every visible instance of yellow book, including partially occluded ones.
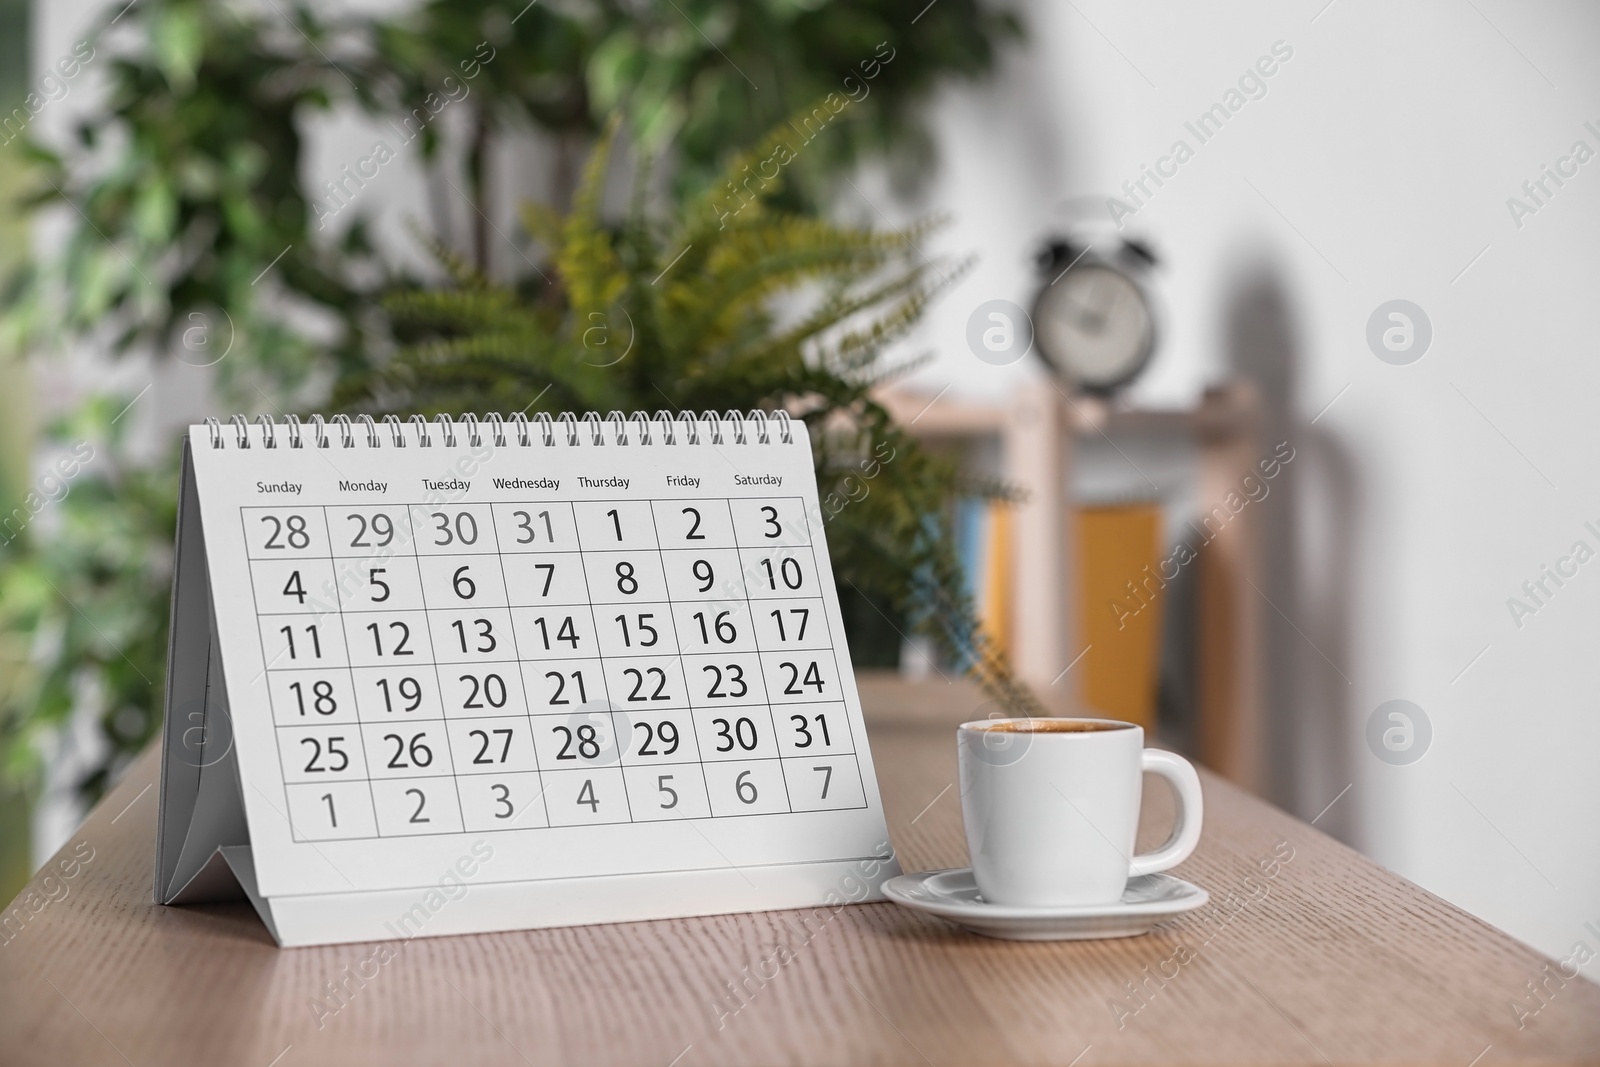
[978,502,1012,658]
[1077,502,1164,732]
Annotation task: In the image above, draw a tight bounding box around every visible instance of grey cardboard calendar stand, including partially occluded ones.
[153,439,282,941]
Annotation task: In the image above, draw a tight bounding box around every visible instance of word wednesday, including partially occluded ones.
[493,477,558,491]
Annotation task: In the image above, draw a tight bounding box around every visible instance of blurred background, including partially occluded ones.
[2,0,1597,974]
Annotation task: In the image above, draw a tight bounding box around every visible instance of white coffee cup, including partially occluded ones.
[958,717,1203,907]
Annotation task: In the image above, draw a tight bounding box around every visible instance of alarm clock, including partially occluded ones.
[1030,237,1158,395]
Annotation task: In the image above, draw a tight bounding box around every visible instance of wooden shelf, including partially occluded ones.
[880,380,1268,792]
[874,381,1261,441]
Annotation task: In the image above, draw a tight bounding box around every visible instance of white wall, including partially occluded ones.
[887,0,1600,965]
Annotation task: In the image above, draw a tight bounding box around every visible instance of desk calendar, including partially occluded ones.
[154,411,898,947]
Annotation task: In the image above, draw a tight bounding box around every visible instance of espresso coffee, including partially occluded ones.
[958,716,1204,906]
[969,719,1131,734]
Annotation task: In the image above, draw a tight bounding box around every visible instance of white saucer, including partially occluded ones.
[881,868,1209,941]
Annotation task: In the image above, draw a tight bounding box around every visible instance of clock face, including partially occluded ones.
[1032,263,1154,392]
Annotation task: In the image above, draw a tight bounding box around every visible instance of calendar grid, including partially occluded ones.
[241,507,382,843]
[246,496,866,845]
[715,496,794,814]
[747,539,864,815]
[484,507,556,833]
[640,498,734,819]
[330,518,384,842]
[410,505,476,837]
[566,502,636,828]
[744,549,869,811]
[499,504,608,830]
[621,501,669,825]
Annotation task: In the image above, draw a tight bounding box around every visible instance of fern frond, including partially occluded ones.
[559,114,627,318]
[337,107,1045,718]
[403,220,491,290]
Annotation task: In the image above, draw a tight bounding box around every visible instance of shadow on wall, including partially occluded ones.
[1223,257,1361,841]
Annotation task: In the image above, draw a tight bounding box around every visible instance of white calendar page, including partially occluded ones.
[186,416,894,906]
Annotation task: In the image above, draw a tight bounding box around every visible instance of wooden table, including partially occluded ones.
[4,680,1598,1066]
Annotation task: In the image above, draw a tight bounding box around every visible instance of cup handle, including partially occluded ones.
[1128,749,1204,876]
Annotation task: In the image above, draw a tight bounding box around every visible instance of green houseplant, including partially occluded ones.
[337,120,1039,715]
[0,0,1027,811]
[370,0,1022,261]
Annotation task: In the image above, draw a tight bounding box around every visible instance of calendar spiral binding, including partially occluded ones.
[200,409,795,450]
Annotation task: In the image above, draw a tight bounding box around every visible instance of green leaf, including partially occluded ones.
[151,6,204,94]
[132,178,177,244]
[586,32,646,115]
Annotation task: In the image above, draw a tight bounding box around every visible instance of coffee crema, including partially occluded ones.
[967,719,1132,733]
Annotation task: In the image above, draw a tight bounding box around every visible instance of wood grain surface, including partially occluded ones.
[2,680,1597,1066]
